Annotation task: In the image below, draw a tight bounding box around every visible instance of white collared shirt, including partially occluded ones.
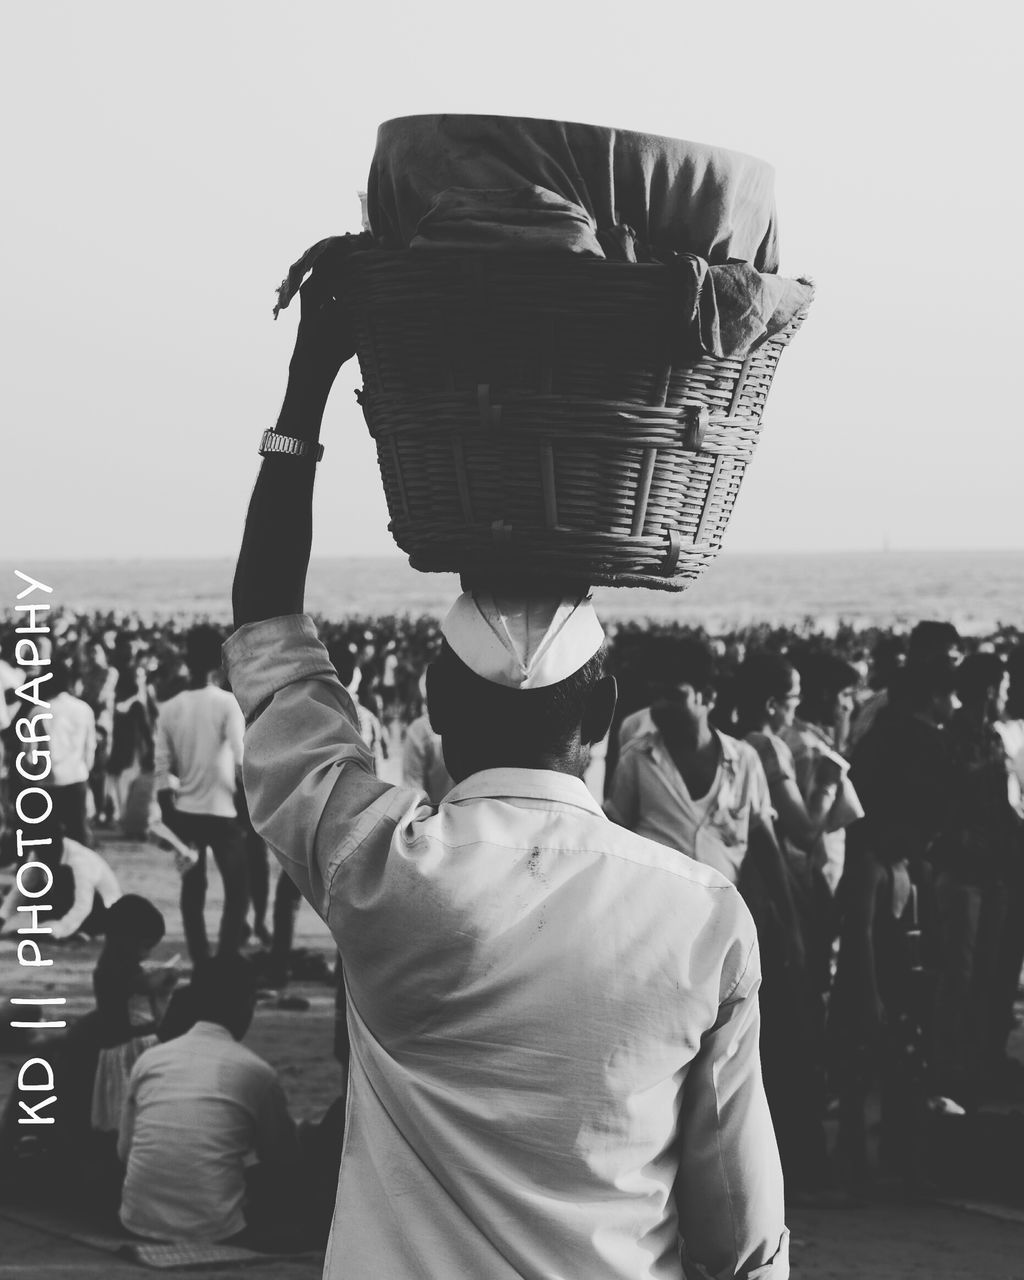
[44,691,97,786]
[50,839,121,939]
[224,615,787,1280]
[607,721,773,886]
[118,1021,296,1242]
[0,838,121,938]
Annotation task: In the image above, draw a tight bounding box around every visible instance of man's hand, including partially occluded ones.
[276,277,351,443]
[232,256,359,629]
[289,274,351,397]
[274,235,366,441]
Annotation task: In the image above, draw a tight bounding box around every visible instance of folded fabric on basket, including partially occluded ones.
[702,263,815,357]
[410,185,604,256]
[368,114,780,269]
[273,118,813,360]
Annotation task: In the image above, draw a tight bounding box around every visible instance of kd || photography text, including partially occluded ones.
[5,570,65,1126]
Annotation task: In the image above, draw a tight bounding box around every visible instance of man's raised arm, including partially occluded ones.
[232,275,350,628]
[225,271,414,921]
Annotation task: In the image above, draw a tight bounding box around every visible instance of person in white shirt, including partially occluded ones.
[223,287,789,1280]
[606,639,800,925]
[0,825,121,938]
[38,659,97,844]
[154,625,247,963]
[119,954,299,1246]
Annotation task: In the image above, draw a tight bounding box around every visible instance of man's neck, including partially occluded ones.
[449,751,585,783]
[653,706,715,757]
[654,712,719,800]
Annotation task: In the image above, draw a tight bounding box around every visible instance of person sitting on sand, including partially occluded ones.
[0,820,121,940]
[119,954,300,1248]
[88,895,179,1136]
[0,894,176,1212]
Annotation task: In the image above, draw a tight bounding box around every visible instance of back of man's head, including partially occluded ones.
[908,621,961,665]
[902,656,960,723]
[191,954,257,1039]
[46,655,72,697]
[428,640,611,780]
[185,625,223,682]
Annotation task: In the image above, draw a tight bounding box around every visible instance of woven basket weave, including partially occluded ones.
[341,251,810,591]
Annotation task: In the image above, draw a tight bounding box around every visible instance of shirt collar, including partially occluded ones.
[443,767,606,818]
[717,731,741,766]
[647,725,740,774]
[189,1020,236,1041]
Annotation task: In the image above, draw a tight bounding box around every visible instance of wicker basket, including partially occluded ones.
[341,251,810,591]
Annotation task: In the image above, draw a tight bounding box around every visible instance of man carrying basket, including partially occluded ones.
[224,271,789,1278]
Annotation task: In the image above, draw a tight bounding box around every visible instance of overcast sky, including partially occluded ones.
[4,0,1021,560]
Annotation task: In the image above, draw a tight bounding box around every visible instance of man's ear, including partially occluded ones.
[581,674,617,747]
[425,661,448,737]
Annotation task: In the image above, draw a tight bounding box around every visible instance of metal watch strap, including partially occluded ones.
[258,429,324,462]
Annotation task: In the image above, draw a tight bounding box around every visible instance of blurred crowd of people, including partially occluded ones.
[1,607,1023,1239]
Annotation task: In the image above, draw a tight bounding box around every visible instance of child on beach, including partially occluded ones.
[89,895,179,1134]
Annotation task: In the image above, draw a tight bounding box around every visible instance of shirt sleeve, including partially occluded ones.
[223,615,419,924]
[675,936,789,1280]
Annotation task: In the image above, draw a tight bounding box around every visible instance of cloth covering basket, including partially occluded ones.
[339,249,811,591]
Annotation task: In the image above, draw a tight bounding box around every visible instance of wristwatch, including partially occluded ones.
[258,429,324,463]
